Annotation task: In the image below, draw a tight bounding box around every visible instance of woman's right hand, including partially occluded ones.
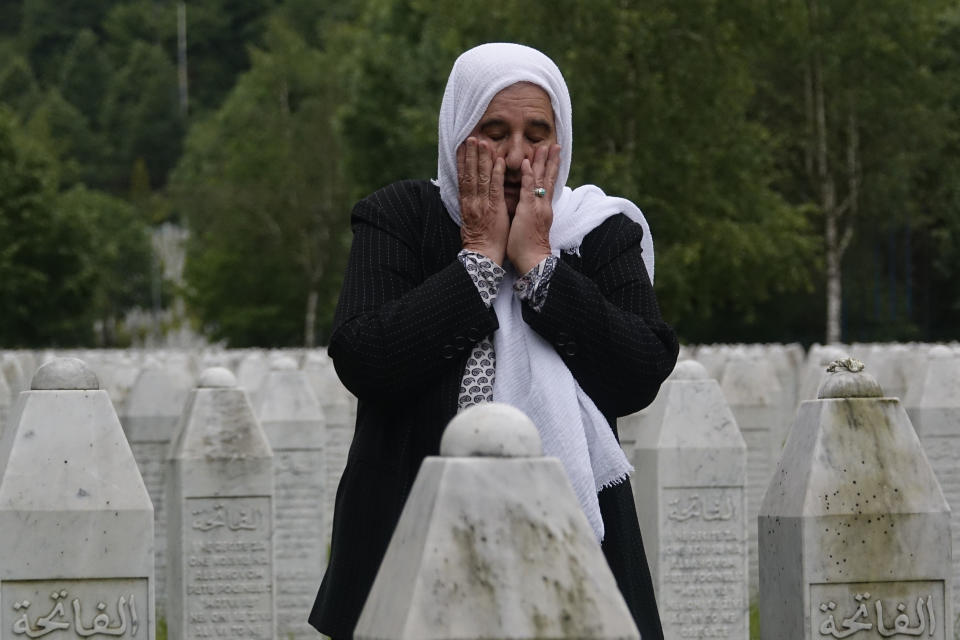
[458,137,509,266]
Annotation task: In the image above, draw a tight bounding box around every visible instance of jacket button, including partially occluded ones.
[564,342,578,356]
[556,331,571,347]
[441,344,456,359]
[454,335,469,350]
[466,327,481,342]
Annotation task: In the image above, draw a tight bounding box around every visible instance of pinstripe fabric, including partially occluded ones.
[310,179,678,640]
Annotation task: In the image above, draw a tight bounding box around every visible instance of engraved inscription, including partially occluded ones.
[660,486,747,639]
[274,450,324,639]
[185,496,273,639]
[922,434,960,609]
[2,578,148,639]
[130,441,168,615]
[810,581,945,639]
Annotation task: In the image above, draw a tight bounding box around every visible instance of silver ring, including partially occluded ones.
[533,187,546,198]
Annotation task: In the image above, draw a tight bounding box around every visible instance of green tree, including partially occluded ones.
[19,0,113,83]
[0,107,96,346]
[58,28,112,126]
[173,18,350,347]
[100,40,183,190]
[0,55,41,114]
[753,0,950,342]
[57,185,155,346]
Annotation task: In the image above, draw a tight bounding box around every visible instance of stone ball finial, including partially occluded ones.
[198,367,238,388]
[441,402,542,458]
[271,356,299,371]
[671,360,709,380]
[818,358,883,399]
[31,357,99,390]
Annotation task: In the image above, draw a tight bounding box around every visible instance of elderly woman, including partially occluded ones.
[309,43,678,639]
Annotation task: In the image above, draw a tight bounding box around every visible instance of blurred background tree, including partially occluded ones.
[0,0,958,346]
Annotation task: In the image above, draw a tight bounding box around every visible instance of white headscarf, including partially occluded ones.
[434,43,655,540]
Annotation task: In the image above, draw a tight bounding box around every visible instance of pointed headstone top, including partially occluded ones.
[31,357,99,390]
[440,402,542,458]
[671,359,709,380]
[818,358,883,399]
[198,367,237,389]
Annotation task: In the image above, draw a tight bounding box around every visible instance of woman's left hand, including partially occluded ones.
[507,143,562,273]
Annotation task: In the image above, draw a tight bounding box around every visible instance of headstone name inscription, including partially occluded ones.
[759,359,953,640]
[631,360,749,640]
[166,367,275,640]
[0,357,156,640]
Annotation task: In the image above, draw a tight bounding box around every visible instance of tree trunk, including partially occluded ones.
[808,0,850,344]
[304,287,318,348]
[825,212,842,344]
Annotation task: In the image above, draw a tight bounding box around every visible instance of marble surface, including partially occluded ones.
[906,346,960,633]
[441,402,542,457]
[0,357,156,640]
[759,367,952,640]
[631,362,749,640]
[356,404,639,640]
[166,368,275,640]
[255,361,325,640]
[721,352,785,597]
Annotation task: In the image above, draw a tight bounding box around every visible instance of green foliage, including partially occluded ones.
[0,107,96,346]
[0,55,40,113]
[57,184,154,340]
[100,40,183,191]
[58,28,111,126]
[3,0,960,345]
[172,17,350,346]
[19,0,114,83]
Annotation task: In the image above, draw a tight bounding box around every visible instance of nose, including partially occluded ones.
[502,134,530,171]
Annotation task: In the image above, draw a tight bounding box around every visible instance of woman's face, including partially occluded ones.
[467,82,557,216]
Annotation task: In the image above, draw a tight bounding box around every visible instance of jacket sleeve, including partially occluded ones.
[328,189,499,400]
[520,214,679,417]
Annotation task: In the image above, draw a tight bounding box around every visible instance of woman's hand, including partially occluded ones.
[458,137,509,265]
[508,143,561,273]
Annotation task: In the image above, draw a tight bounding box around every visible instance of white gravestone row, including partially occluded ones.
[630,360,749,640]
[255,356,326,640]
[303,350,356,561]
[121,356,195,619]
[906,345,960,633]
[719,349,784,598]
[0,358,156,640]
[356,402,640,640]
[759,360,953,640]
[0,370,10,442]
[166,366,276,640]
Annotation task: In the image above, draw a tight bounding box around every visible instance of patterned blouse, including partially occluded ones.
[456,249,558,409]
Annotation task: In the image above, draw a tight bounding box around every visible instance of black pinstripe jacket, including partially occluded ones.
[309,179,678,639]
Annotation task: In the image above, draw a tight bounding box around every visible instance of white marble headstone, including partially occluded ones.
[720,350,783,596]
[166,367,275,640]
[631,360,749,639]
[355,403,639,639]
[122,356,194,618]
[256,356,326,640]
[907,345,960,631]
[303,349,356,560]
[0,357,156,640]
[759,361,952,640]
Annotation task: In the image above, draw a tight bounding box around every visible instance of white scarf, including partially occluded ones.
[434,43,654,540]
